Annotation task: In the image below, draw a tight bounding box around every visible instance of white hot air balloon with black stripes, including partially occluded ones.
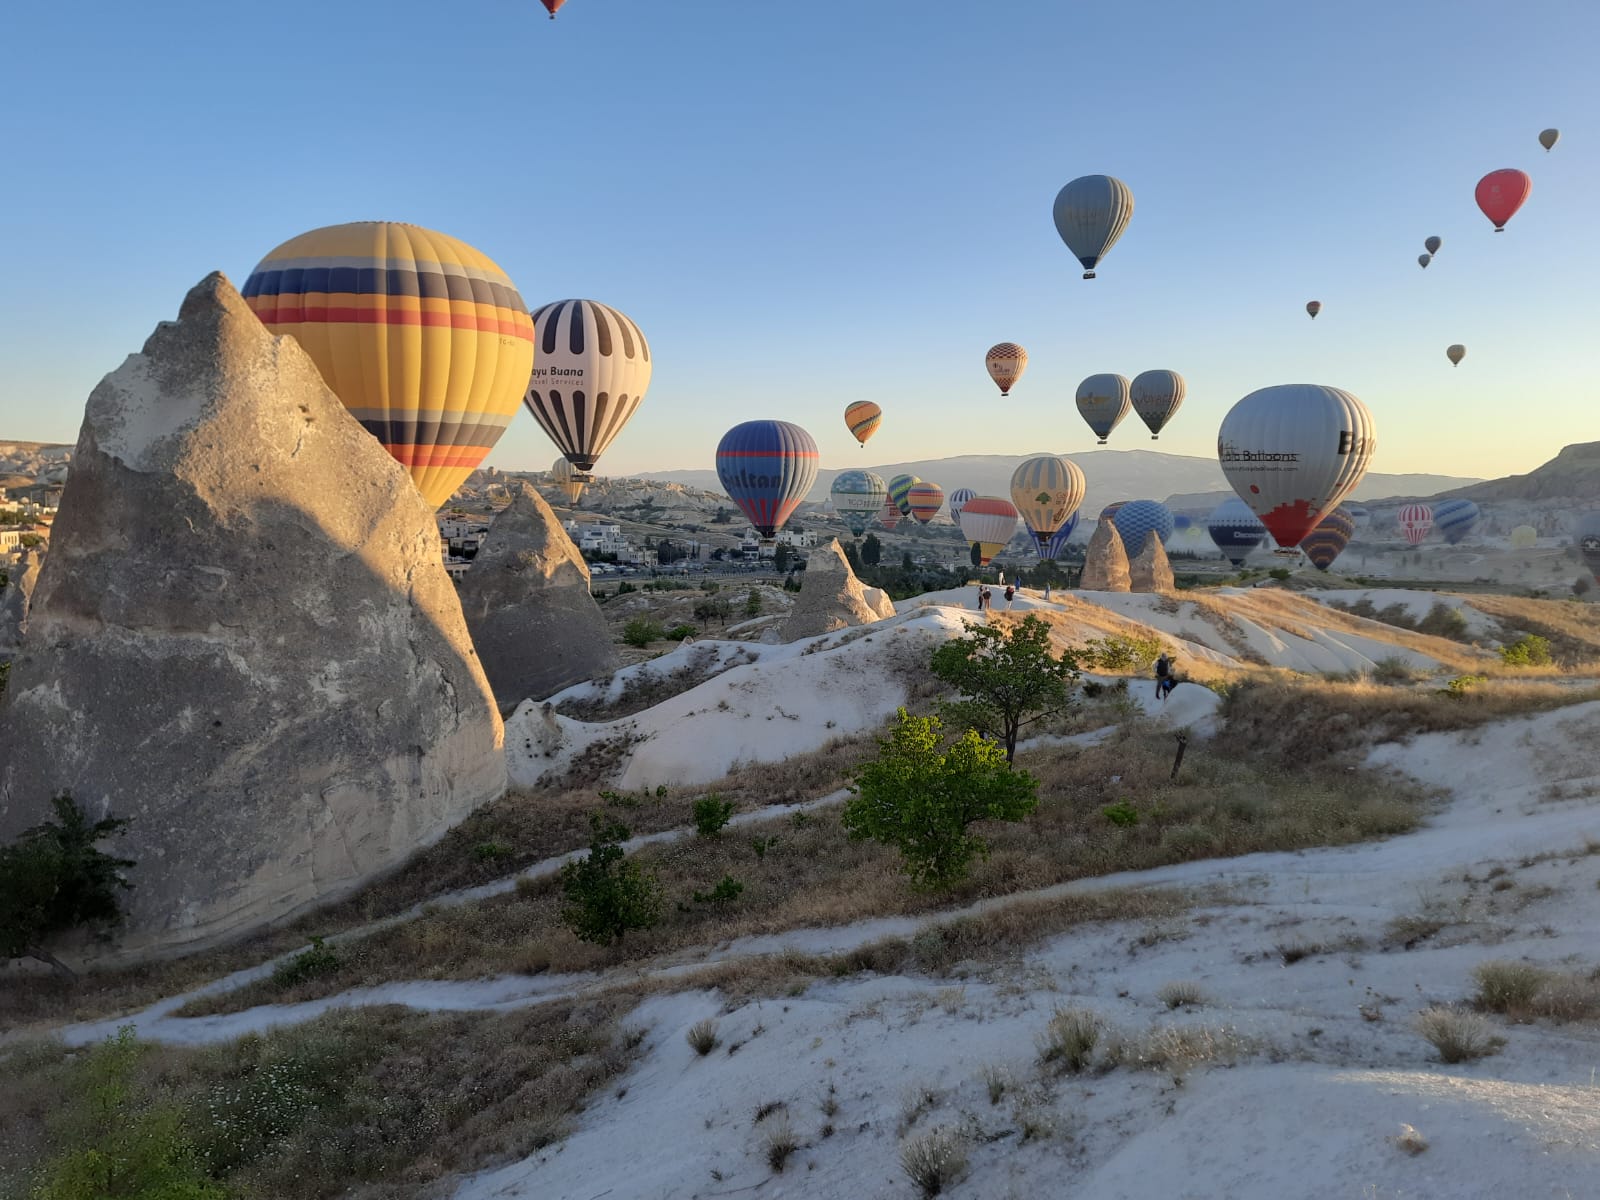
[524,299,652,477]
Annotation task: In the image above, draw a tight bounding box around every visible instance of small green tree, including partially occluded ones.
[692,793,734,837]
[559,814,662,945]
[622,617,664,647]
[0,794,134,976]
[842,709,1038,889]
[862,533,882,566]
[773,543,796,573]
[744,588,763,618]
[1499,633,1552,667]
[969,541,982,568]
[930,615,1080,763]
[901,551,914,571]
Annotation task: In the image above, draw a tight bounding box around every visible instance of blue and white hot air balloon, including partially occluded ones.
[1207,497,1268,566]
[716,420,819,541]
[1113,500,1175,557]
[1433,499,1481,545]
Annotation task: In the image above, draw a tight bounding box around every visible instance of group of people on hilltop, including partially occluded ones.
[974,582,1017,613]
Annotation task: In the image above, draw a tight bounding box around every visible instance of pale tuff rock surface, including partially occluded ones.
[780,538,895,640]
[1129,530,1176,593]
[1080,519,1132,591]
[0,548,41,655]
[0,273,505,963]
[456,481,618,711]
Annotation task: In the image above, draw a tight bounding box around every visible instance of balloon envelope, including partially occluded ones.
[1397,503,1434,546]
[525,298,652,474]
[1207,497,1267,566]
[877,496,902,531]
[1447,344,1466,366]
[1418,254,1431,269]
[831,470,888,537]
[907,482,945,525]
[715,420,819,539]
[1509,525,1537,549]
[1217,384,1376,548]
[551,457,584,505]
[1539,128,1560,152]
[959,497,1019,565]
[1579,513,1600,582]
[1306,301,1322,319]
[1113,500,1175,557]
[888,474,922,517]
[1027,511,1080,561]
[1434,498,1480,544]
[540,0,566,15]
[948,488,976,520]
[1425,236,1442,254]
[1130,369,1186,439]
[985,344,1027,395]
[1345,503,1371,530]
[1076,373,1132,444]
[844,401,882,447]
[1301,505,1356,570]
[1010,455,1086,548]
[242,221,536,508]
[1475,169,1532,231]
[1052,175,1134,279]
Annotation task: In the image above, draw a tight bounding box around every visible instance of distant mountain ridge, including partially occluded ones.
[1434,441,1600,503]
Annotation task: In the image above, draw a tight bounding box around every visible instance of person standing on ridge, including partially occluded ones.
[1154,651,1176,701]
[1003,583,1016,610]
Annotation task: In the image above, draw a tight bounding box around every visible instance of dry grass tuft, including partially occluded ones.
[979,1063,1010,1105]
[899,1126,969,1197]
[1415,1007,1505,1063]
[1391,1123,1430,1155]
[1156,980,1206,1010]
[1472,959,1600,1023]
[1037,1006,1100,1073]
[686,1018,721,1056]
[762,1117,799,1172]
[1108,1023,1251,1073]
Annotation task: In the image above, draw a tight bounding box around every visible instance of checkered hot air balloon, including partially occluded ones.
[985,343,1028,396]
[1112,500,1175,558]
[830,470,887,538]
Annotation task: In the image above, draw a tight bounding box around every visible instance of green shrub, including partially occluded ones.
[1472,960,1552,1015]
[622,618,665,647]
[691,875,745,906]
[1101,801,1140,828]
[1416,603,1470,641]
[665,624,699,641]
[473,839,513,862]
[1081,634,1163,674]
[1371,656,1421,685]
[745,589,763,617]
[1441,673,1487,697]
[614,580,636,596]
[1268,567,1291,581]
[692,794,735,837]
[272,936,341,988]
[1499,634,1552,667]
[559,814,663,945]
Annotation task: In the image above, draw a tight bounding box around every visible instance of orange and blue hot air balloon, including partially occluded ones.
[242,221,535,508]
[715,420,819,540]
[844,401,882,447]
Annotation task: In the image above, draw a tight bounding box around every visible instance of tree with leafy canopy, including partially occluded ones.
[929,614,1080,763]
[773,542,796,573]
[861,533,881,566]
[0,794,135,977]
[842,708,1038,889]
[558,814,662,946]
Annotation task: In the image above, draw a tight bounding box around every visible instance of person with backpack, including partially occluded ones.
[1003,583,1016,610]
[1154,651,1177,701]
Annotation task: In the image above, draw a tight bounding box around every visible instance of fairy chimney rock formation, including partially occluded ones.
[1129,531,1176,593]
[0,272,506,964]
[781,538,895,640]
[0,548,41,656]
[456,482,618,711]
[1080,519,1132,592]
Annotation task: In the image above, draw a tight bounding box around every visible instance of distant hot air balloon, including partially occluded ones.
[948,488,976,521]
[1447,344,1466,367]
[1112,500,1176,557]
[1475,169,1532,231]
[1425,236,1442,255]
[1029,511,1080,561]
[1010,455,1086,552]
[1434,499,1481,544]
[831,470,888,538]
[1509,524,1537,549]
[1306,301,1322,320]
[1207,498,1268,567]
[1578,514,1600,583]
[540,0,566,16]
[1076,373,1132,444]
[985,344,1028,396]
[242,221,535,509]
[1099,501,1127,526]
[908,482,945,525]
[877,495,902,531]
[551,457,584,505]
[715,420,819,540]
[1539,128,1560,152]
[1345,503,1371,530]
[844,401,882,448]
[959,497,1020,566]
[525,299,652,476]
[1397,503,1433,546]
[1301,506,1356,571]
[1052,175,1134,280]
[1418,254,1431,269]
[888,474,922,518]
[1217,384,1376,548]
[1130,370,1186,440]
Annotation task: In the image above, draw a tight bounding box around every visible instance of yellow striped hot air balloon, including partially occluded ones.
[242,221,535,508]
[1009,455,1086,551]
[844,401,883,447]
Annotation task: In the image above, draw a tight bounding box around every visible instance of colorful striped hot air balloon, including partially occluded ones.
[830,470,888,538]
[1010,455,1086,552]
[888,474,922,517]
[1130,370,1186,439]
[1301,506,1356,570]
[1112,500,1175,557]
[524,299,651,476]
[985,344,1028,396]
[1052,175,1134,280]
[242,221,535,508]
[1207,498,1267,567]
[1029,511,1080,561]
[551,456,584,505]
[877,495,902,531]
[1397,503,1433,546]
[908,481,945,525]
[1434,499,1481,544]
[948,488,976,521]
[959,497,1019,566]
[844,401,882,447]
[715,420,819,540]
[1076,374,1132,444]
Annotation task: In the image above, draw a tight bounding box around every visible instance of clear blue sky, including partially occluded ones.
[2,0,1594,481]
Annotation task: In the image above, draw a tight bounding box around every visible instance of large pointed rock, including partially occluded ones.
[0,547,41,656]
[1080,520,1132,591]
[781,539,895,640]
[1129,531,1176,592]
[0,273,506,963]
[456,482,618,711]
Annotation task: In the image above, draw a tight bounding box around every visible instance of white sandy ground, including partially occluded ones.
[1303,589,1504,639]
[39,697,1600,1200]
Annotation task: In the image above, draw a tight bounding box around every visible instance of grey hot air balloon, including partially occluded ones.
[1075,373,1132,444]
[1130,369,1186,439]
[1425,236,1442,255]
[1418,253,1431,269]
[1052,175,1134,280]
[1539,128,1560,152]
[1447,344,1466,367]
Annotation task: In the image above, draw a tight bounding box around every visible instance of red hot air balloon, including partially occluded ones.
[540,0,567,16]
[1475,169,1531,232]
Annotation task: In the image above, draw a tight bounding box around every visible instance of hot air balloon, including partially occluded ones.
[877,495,902,532]
[1052,175,1134,280]
[985,344,1028,396]
[1447,344,1466,367]
[715,420,819,541]
[907,481,945,525]
[1425,236,1442,255]
[831,470,888,538]
[1509,525,1537,550]
[844,401,882,448]
[524,299,651,481]
[1539,128,1560,152]
[1076,373,1132,444]
[242,221,535,509]
[1345,503,1371,530]
[1397,503,1433,546]
[1217,384,1376,548]
[1112,500,1176,557]
[1130,370,1186,439]
[1207,498,1268,567]
[1099,501,1127,526]
[1434,498,1481,544]
[1306,301,1322,320]
[1301,506,1356,571]
[1418,254,1431,269]
[959,497,1020,566]
[888,474,922,517]
[1029,511,1081,561]
[540,0,566,15]
[1475,169,1532,231]
[1010,455,1086,552]
[948,488,976,521]
[1578,514,1600,583]
[551,456,584,505]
